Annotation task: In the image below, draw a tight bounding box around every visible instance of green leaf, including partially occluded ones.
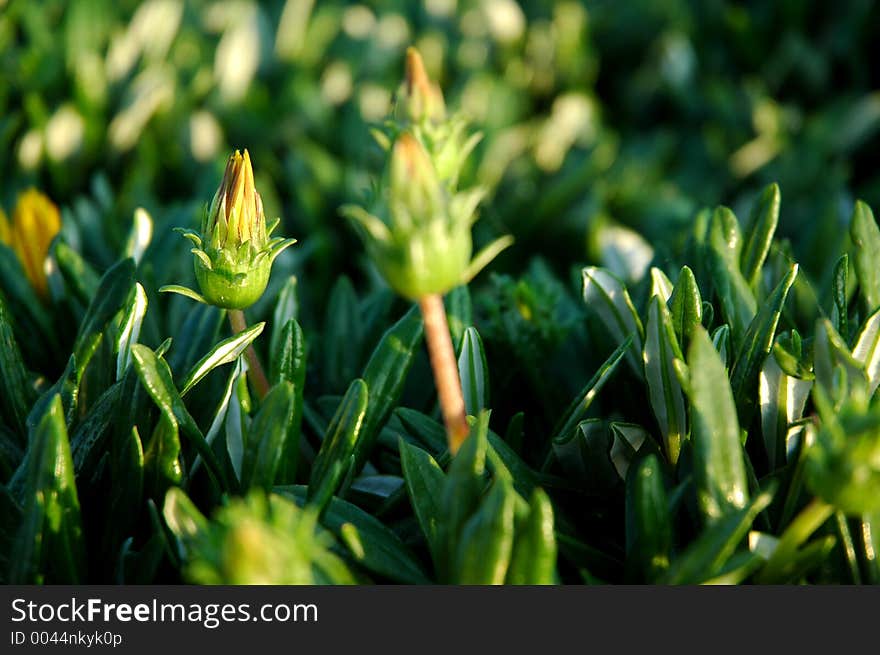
[458,326,489,416]
[850,200,880,312]
[53,240,101,305]
[277,484,430,584]
[162,486,208,559]
[440,412,490,579]
[158,284,209,304]
[270,276,299,361]
[741,183,780,287]
[687,327,749,524]
[626,454,672,582]
[582,266,644,374]
[668,265,702,344]
[663,488,774,584]
[649,267,674,302]
[445,285,472,353]
[609,422,655,480]
[165,304,225,377]
[759,347,812,471]
[109,425,145,540]
[729,264,798,425]
[506,488,557,584]
[241,382,296,491]
[643,295,687,464]
[852,307,880,396]
[9,394,86,583]
[707,206,756,347]
[115,282,147,380]
[398,438,446,560]
[270,318,307,484]
[143,415,182,499]
[124,207,153,265]
[396,407,447,455]
[453,478,517,584]
[552,419,618,491]
[832,254,850,341]
[550,336,630,447]
[130,344,230,493]
[861,513,879,584]
[308,379,368,509]
[813,318,866,401]
[0,293,35,439]
[322,276,361,394]
[73,258,135,383]
[179,321,265,396]
[352,305,423,475]
[0,244,57,368]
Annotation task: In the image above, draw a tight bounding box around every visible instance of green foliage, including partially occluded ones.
[1,1,880,585]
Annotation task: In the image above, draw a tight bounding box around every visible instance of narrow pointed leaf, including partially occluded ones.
[179,321,265,396]
[453,478,517,584]
[852,307,880,396]
[0,293,35,439]
[9,394,85,583]
[582,267,643,373]
[669,265,702,344]
[399,439,447,559]
[458,326,489,416]
[506,488,557,585]
[850,200,880,312]
[73,258,135,383]
[115,282,147,380]
[643,295,687,464]
[707,206,756,346]
[241,382,296,491]
[352,305,423,475]
[308,379,368,509]
[626,454,672,582]
[741,183,780,286]
[664,489,773,584]
[687,327,749,524]
[729,264,798,424]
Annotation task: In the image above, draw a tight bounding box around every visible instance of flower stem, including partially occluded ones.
[228,309,270,400]
[419,293,469,454]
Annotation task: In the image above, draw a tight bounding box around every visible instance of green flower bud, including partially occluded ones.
[168,150,295,309]
[395,47,446,125]
[343,132,511,300]
[806,396,880,515]
[184,492,354,584]
[390,47,481,190]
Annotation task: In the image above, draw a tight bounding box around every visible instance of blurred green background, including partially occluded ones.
[2,0,879,315]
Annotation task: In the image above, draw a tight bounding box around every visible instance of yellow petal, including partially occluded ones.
[12,189,61,297]
[0,207,11,245]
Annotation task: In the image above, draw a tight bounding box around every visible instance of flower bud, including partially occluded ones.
[0,189,61,298]
[396,47,445,124]
[169,149,295,309]
[343,131,511,300]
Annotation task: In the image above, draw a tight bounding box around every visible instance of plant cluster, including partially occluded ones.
[0,2,878,585]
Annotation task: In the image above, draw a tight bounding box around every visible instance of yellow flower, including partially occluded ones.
[0,189,61,298]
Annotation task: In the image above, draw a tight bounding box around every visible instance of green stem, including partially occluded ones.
[758,497,834,583]
[229,309,270,400]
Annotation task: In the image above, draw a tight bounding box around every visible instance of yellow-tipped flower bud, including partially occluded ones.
[343,132,511,300]
[396,47,446,124]
[0,189,61,298]
[166,149,296,309]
